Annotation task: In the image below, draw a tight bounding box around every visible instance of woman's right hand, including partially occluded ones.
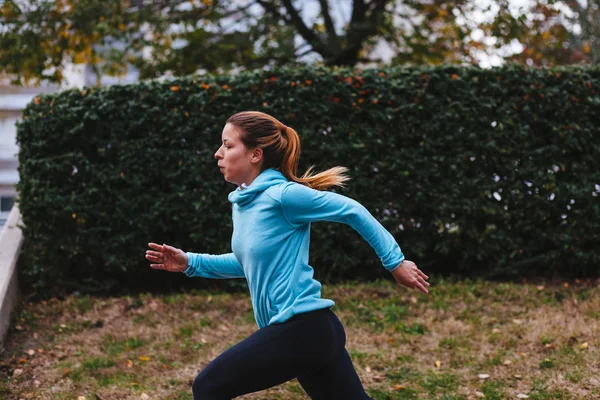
[391,260,430,294]
[146,242,188,272]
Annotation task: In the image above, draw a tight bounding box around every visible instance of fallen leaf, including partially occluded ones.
[27,349,35,356]
[393,384,405,391]
[62,368,71,377]
[514,374,522,379]
[503,360,512,365]
[365,366,371,372]
[141,394,150,400]
[78,397,86,400]
[517,394,529,399]
[478,374,490,379]
[580,342,588,349]
[512,319,523,325]
[127,359,133,368]
[373,374,384,382]
[492,328,501,334]
[139,356,150,361]
[475,391,485,398]
[434,360,441,368]
[13,368,23,377]
[19,358,27,364]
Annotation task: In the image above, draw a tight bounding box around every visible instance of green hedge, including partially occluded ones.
[15,64,600,294]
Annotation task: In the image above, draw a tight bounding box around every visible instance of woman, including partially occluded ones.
[145,111,430,400]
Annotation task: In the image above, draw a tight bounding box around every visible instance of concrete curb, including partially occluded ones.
[0,204,23,350]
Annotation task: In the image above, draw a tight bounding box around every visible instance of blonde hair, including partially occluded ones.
[226,111,349,190]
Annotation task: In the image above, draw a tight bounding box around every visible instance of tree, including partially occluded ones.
[480,0,598,66]
[0,0,595,87]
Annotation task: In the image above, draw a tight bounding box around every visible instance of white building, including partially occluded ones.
[0,86,55,227]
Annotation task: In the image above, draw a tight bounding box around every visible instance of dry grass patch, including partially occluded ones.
[1,277,599,399]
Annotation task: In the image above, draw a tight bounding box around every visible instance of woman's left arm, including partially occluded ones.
[280,183,429,293]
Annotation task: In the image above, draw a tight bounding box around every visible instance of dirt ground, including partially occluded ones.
[1,277,599,399]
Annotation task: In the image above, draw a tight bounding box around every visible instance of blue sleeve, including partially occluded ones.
[184,252,245,279]
[280,183,405,271]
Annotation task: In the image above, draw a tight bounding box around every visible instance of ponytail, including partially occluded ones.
[279,124,350,190]
[226,111,350,191]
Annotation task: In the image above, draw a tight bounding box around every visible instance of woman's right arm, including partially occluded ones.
[146,242,245,279]
[185,252,245,279]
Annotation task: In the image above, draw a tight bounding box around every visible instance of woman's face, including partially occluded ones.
[214,123,258,186]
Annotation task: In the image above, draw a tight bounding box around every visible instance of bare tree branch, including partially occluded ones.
[295,47,316,58]
[280,0,328,56]
[334,0,390,65]
[318,0,337,38]
[355,0,370,19]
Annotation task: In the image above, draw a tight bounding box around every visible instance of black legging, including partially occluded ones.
[192,307,372,399]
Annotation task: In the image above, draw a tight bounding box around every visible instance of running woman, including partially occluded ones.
[145,111,430,400]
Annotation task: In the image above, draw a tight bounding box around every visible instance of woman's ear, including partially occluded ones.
[250,147,263,164]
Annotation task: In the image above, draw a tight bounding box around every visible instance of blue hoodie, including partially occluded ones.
[184,168,405,328]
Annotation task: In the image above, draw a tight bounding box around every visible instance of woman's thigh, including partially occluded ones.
[297,349,372,400]
[192,308,342,399]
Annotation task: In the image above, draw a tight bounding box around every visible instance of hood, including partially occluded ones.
[228,168,288,207]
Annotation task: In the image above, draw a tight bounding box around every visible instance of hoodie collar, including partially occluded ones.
[228,168,288,207]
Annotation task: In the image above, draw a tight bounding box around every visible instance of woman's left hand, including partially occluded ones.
[391,260,430,294]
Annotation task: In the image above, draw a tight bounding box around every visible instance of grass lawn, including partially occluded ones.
[1,276,599,399]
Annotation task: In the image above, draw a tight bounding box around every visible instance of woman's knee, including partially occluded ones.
[192,372,225,400]
[298,349,368,400]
